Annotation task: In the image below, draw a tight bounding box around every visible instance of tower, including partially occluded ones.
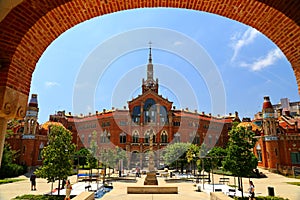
[262,96,279,171]
[24,94,39,135]
[142,43,158,93]
[262,96,276,135]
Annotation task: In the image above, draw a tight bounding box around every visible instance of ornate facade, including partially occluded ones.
[250,97,300,175]
[48,48,239,169]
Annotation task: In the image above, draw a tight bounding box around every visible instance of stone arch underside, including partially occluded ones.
[0,0,299,165]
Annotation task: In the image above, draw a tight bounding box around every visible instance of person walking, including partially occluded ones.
[64,180,72,200]
[30,173,37,191]
[248,180,255,200]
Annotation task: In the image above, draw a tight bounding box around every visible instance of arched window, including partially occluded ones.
[132,106,141,124]
[161,130,168,143]
[120,132,126,143]
[144,131,150,143]
[88,134,92,145]
[106,132,111,143]
[174,132,180,143]
[132,130,139,143]
[80,134,85,144]
[144,98,156,123]
[160,106,168,124]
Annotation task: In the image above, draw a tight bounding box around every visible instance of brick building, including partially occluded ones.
[47,47,239,169]
[243,96,300,175]
[6,48,239,170]
[5,94,48,170]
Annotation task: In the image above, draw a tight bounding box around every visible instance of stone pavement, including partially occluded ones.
[0,167,299,200]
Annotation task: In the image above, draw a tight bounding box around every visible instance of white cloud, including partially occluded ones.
[231,27,260,62]
[240,48,284,71]
[45,81,59,88]
[174,41,183,46]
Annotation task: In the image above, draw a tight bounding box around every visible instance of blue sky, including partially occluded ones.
[31,8,299,124]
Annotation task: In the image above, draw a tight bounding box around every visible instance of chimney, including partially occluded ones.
[235,111,239,117]
[69,112,72,115]
[103,109,106,113]
[96,111,98,115]
[123,106,126,109]
[202,111,205,115]
[229,113,232,116]
[295,121,298,132]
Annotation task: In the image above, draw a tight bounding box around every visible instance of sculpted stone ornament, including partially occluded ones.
[0,86,28,166]
[0,86,28,119]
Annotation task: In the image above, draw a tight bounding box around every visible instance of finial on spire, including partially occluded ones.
[148,41,152,64]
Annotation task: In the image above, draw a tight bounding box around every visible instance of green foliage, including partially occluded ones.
[0,178,25,184]
[35,125,75,183]
[163,142,190,166]
[223,126,258,177]
[286,182,300,186]
[74,148,90,168]
[12,194,65,200]
[0,143,26,178]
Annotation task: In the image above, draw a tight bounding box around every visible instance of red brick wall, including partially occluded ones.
[0,0,299,96]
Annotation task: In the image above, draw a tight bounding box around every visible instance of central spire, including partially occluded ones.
[142,42,158,94]
[147,41,153,81]
[148,41,152,64]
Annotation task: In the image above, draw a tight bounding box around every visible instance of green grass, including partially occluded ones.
[0,178,25,185]
[12,194,65,200]
[286,182,300,186]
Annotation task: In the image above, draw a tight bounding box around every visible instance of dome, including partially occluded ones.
[40,121,65,131]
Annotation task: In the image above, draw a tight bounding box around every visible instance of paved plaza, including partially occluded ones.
[0,168,299,200]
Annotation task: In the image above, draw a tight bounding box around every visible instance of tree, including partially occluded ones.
[222,126,258,197]
[163,142,190,173]
[74,148,90,169]
[35,125,75,195]
[0,143,25,178]
[186,144,200,174]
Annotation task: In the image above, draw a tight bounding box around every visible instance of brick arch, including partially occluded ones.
[0,0,299,118]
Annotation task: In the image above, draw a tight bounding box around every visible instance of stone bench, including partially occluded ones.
[72,191,94,200]
[127,186,178,194]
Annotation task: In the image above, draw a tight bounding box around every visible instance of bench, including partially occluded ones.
[226,188,236,197]
[85,185,92,191]
[219,177,230,184]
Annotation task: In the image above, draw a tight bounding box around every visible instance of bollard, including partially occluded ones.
[267,186,275,196]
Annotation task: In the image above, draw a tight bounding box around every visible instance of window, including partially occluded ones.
[173,121,180,126]
[144,131,150,143]
[208,134,212,145]
[120,132,126,143]
[132,106,141,124]
[144,98,156,123]
[88,134,92,145]
[174,132,180,143]
[257,150,262,162]
[193,135,200,144]
[119,121,127,126]
[291,152,300,164]
[160,106,168,124]
[132,131,139,143]
[161,131,168,143]
[81,135,85,144]
[256,144,262,162]
[100,130,110,143]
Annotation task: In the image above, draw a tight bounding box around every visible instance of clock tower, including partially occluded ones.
[24,94,39,135]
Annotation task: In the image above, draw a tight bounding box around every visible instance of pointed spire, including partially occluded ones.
[147,41,154,81]
[148,41,152,64]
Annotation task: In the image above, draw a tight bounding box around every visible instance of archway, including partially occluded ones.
[0,0,299,165]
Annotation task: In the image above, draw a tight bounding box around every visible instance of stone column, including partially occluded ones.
[0,86,28,166]
[0,118,7,166]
